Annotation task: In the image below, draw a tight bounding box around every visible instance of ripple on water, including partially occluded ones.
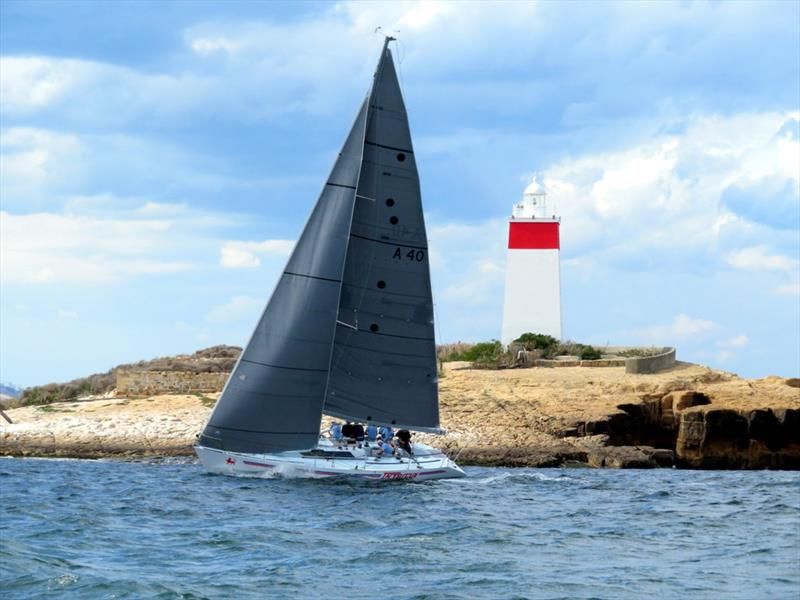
[0,459,798,600]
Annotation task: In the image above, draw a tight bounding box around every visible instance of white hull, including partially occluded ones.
[195,438,465,481]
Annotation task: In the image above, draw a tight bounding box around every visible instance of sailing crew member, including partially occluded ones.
[366,424,378,441]
[329,422,343,442]
[342,421,355,441]
[374,435,394,457]
[396,429,413,455]
[379,425,393,442]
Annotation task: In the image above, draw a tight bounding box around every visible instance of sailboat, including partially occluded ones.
[195,38,465,481]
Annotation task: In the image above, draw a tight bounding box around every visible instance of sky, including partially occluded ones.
[1,0,798,387]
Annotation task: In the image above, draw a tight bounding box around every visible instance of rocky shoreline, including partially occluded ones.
[2,362,798,469]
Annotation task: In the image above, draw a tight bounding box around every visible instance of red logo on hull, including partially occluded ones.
[382,472,418,479]
[226,457,235,465]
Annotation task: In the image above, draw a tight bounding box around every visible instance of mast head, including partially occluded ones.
[375,27,396,46]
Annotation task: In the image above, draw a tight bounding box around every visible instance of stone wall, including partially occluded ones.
[532,358,626,368]
[116,370,229,396]
[625,347,676,374]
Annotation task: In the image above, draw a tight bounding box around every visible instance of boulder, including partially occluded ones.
[585,445,658,468]
[641,446,675,467]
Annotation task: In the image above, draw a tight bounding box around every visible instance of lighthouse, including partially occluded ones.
[501,178,562,346]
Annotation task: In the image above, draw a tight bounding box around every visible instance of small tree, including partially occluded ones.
[513,332,559,358]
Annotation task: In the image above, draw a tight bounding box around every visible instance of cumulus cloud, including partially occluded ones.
[625,314,717,345]
[540,112,799,271]
[726,246,799,271]
[717,335,750,349]
[219,240,294,268]
[774,282,800,296]
[0,56,212,123]
[0,205,217,284]
[0,127,85,205]
[0,126,239,214]
[206,295,263,322]
[428,219,506,302]
[3,1,796,129]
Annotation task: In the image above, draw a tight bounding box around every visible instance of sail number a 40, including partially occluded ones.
[393,247,425,262]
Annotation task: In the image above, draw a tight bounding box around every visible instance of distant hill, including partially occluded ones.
[0,383,21,398]
[17,345,242,407]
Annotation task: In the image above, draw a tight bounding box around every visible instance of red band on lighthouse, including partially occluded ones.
[508,222,560,250]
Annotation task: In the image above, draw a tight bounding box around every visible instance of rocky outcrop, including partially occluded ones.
[567,387,800,469]
[2,363,798,468]
[0,395,210,459]
[453,445,588,468]
[116,370,229,396]
[676,408,800,469]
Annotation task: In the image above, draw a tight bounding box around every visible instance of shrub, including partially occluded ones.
[437,341,513,368]
[616,347,660,358]
[462,341,504,364]
[513,332,560,358]
[577,345,602,360]
[437,342,475,363]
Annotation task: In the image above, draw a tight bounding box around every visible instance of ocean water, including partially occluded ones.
[1,458,798,600]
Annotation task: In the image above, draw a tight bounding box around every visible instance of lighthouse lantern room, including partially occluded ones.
[501,178,562,347]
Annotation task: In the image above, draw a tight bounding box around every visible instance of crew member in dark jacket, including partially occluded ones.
[396,429,412,455]
[341,421,354,440]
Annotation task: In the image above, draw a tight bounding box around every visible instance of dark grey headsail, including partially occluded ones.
[322,42,440,432]
[198,100,367,454]
[199,39,440,454]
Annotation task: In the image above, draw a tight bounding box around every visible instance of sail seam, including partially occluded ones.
[339,281,429,300]
[350,329,434,341]
[284,271,341,284]
[210,426,321,435]
[326,182,357,190]
[364,140,413,154]
[332,341,434,359]
[349,232,427,250]
[240,358,328,372]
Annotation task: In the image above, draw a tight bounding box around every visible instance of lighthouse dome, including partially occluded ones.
[523,178,544,196]
[512,176,552,220]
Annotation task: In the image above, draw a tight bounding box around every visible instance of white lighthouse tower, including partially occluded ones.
[501,178,562,346]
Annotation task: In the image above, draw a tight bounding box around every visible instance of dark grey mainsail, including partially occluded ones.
[199,40,439,454]
[322,44,440,432]
[198,100,367,454]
